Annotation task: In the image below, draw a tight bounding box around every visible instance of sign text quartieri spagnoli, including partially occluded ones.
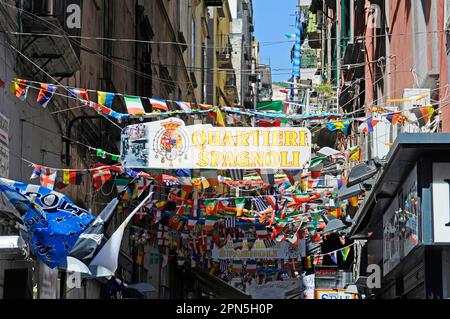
[120,118,311,169]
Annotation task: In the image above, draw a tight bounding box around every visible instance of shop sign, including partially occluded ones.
[315,289,357,299]
[120,118,311,169]
[212,239,299,260]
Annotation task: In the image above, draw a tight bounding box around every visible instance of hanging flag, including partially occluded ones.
[329,251,338,264]
[37,83,56,108]
[224,216,236,229]
[0,78,4,88]
[256,224,268,239]
[67,197,120,262]
[88,193,153,277]
[358,116,379,133]
[348,147,361,161]
[174,101,192,111]
[198,104,214,110]
[92,168,112,191]
[200,169,218,187]
[68,88,89,101]
[257,119,281,127]
[30,164,42,180]
[313,255,323,266]
[208,109,226,127]
[204,199,218,215]
[1,179,96,269]
[174,169,193,192]
[256,169,276,185]
[263,238,276,248]
[341,246,351,261]
[62,170,82,185]
[386,112,401,125]
[40,168,57,190]
[284,169,302,186]
[411,106,434,127]
[246,260,257,273]
[149,98,169,112]
[97,91,115,108]
[124,95,146,115]
[11,79,29,101]
[235,198,246,217]
[349,196,359,207]
[326,119,352,135]
[280,200,289,220]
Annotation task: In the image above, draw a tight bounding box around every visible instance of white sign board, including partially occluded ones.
[212,239,299,260]
[315,289,357,299]
[432,162,450,243]
[120,118,311,169]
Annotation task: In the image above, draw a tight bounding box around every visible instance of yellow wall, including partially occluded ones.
[212,0,233,106]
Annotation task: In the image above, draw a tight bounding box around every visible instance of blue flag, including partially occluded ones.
[1,179,95,268]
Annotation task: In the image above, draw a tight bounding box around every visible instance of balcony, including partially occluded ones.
[19,15,80,78]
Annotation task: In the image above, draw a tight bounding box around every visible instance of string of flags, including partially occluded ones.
[10,78,345,125]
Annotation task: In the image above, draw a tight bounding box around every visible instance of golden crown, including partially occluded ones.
[162,120,182,130]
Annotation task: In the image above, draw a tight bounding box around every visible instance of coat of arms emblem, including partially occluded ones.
[153,119,189,167]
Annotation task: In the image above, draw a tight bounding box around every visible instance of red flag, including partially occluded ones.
[92,168,112,191]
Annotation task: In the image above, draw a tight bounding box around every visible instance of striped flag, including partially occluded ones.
[175,101,191,111]
[149,98,169,112]
[124,95,146,115]
[256,169,276,185]
[37,83,56,108]
[253,197,269,213]
[263,238,276,248]
[256,225,269,239]
[228,169,243,181]
[97,91,115,108]
[246,260,257,273]
[341,246,351,261]
[40,168,57,190]
[62,170,82,185]
[30,164,42,180]
[329,251,338,264]
[232,260,243,273]
[91,168,112,191]
[219,259,228,272]
[235,198,246,217]
[224,216,236,229]
[68,88,89,101]
[313,255,323,266]
[11,79,29,101]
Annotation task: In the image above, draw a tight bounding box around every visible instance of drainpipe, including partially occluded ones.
[385,0,392,143]
[365,0,375,161]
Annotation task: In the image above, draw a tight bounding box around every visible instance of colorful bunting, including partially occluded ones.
[97,91,115,108]
[37,83,56,108]
[124,95,146,115]
[149,98,169,112]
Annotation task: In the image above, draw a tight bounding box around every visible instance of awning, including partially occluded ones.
[350,133,450,237]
